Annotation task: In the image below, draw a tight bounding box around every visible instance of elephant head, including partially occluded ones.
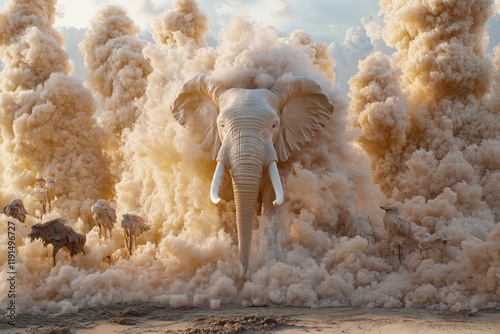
[171,75,333,272]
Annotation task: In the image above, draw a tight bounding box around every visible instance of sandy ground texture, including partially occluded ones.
[1,304,500,334]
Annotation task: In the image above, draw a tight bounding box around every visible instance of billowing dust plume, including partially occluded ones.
[79,5,152,181]
[0,0,114,224]
[151,0,209,47]
[490,45,500,110]
[350,0,500,308]
[0,0,499,316]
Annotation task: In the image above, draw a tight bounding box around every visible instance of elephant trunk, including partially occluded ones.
[230,147,264,272]
[215,127,282,272]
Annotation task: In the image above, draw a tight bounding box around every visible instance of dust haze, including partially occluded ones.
[0,0,499,316]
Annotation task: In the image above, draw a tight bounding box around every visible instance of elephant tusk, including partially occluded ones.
[210,161,225,204]
[268,161,284,206]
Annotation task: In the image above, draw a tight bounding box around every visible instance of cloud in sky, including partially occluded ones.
[48,0,382,45]
[1,0,498,91]
[0,0,381,87]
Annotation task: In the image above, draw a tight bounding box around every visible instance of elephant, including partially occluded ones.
[171,75,334,272]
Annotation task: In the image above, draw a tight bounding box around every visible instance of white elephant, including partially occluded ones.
[171,75,334,272]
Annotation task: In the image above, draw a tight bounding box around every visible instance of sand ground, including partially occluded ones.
[1,303,500,333]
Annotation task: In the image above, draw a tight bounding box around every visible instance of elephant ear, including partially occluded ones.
[270,76,334,161]
[171,75,225,160]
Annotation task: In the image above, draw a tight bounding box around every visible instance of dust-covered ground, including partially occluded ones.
[2,304,500,333]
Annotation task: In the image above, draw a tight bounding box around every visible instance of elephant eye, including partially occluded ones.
[272,124,276,128]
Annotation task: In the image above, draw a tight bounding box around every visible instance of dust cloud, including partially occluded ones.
[0,0,499,317]
[0,0,113,223]
[79,5,152,182]
[349,0,500,308]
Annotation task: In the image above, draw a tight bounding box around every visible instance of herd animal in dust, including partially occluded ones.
[1,198,28,223]
[380,205,452,260]
[28,218,86,266]
[341,207,381,243]
[414,230,448,257]
[121,213,151,255]
[34,177,57,218]
[25,211,151,266]
[91,199,116,240]
[3,193,443,266]
[380,205,419,260]
[1,194,150,265]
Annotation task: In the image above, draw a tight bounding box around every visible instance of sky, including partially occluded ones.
[52,0,382,43]
[0,0,497,92]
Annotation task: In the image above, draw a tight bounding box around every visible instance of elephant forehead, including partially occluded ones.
[220,89,276,115]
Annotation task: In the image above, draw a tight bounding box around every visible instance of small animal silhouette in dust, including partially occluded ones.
[44,177,57,212]
[91,199,116,240]
[28,218,86,266]
[121,213,151,255]
[2,198,28,223]
[380,205,417,260]
[34,177,56,218]
[415,230,448,258]
[341,207,381,243]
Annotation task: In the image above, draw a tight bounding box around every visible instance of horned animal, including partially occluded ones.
[28,218,86,266]
[1,198,28,223]
[121,213,151,255]
[91,199,116,240]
